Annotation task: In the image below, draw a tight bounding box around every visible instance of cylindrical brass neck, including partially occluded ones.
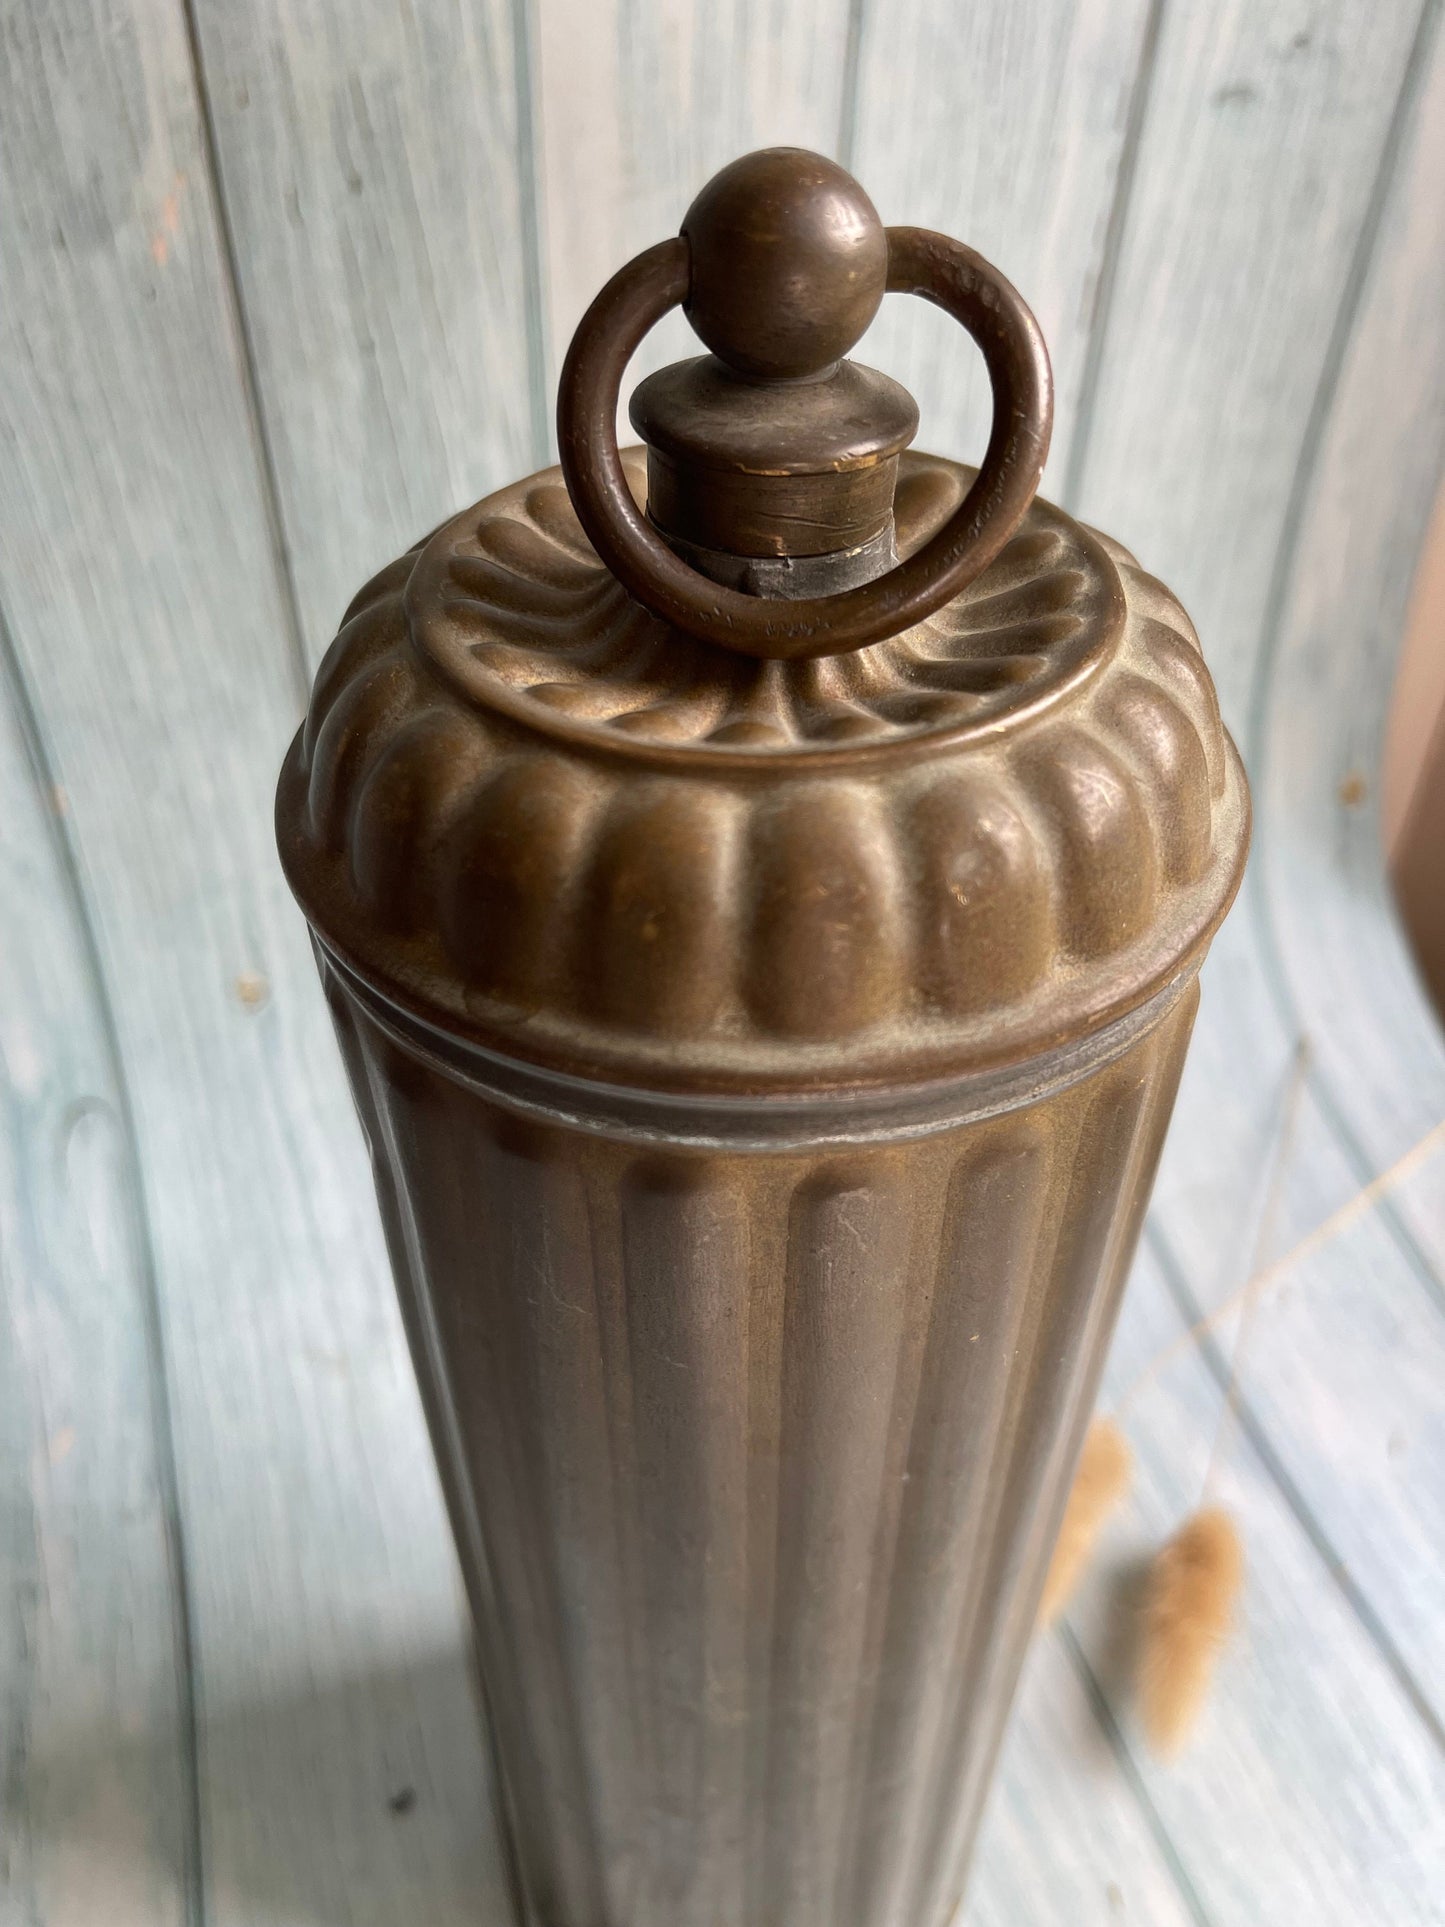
[629,354,918,590]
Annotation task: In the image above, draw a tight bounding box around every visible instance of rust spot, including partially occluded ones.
[1338,771,1367,807]
[235,970,270,1010]
[150,172,185,267]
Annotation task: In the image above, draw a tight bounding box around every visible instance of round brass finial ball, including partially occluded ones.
[680,148,888,380]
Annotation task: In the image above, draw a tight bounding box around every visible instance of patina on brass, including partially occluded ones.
[556,156,1052,659]
[629,152,918,576]
[278,147,1249,1927]
[633,356,917,565]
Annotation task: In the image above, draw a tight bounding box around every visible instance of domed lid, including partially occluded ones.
[277,151,1248,1099]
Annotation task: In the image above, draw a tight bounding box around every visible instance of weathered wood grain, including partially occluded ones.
[1147,996,1445,1713]
[967,1631,1203,1927]
[187,0,543,664]
[1076,1240,1445,1925]
[1128,0,1445,1729]
[1071,0,1425,727]
[1252,1,1445,1261]
[0,621,192,1925]
[0,3,508,1922]
[849,0,1156,497]
[531,0,854,438]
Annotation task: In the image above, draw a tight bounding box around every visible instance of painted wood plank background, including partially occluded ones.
[1,1,1442,1923]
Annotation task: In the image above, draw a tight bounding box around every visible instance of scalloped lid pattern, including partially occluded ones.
[277,451,1249,1095]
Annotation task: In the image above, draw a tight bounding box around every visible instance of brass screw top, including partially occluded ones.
[559,146,1055,656]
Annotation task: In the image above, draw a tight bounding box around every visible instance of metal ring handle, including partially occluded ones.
[557,227,1053,661]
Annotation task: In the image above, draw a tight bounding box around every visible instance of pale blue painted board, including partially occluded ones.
[967,1632,1200,1927]
[0,1,509,1921]
[1133,0,1445,1719]
[1079,1240,1445,1926]
[849,0,1154,498]
[1072,0,1425,730]
[188,0,543,662]
[1255,7,1445,1264]
[531,0,857,444]
[0,640,191,1924]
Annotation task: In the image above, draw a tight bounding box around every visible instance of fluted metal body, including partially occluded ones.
[281,150,1249,1925]
[321,948,1196,1927]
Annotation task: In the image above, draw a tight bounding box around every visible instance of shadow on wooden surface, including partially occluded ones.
[19,1644,507,1927]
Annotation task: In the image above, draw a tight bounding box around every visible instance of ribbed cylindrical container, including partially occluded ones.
[278,148,1249,1927]
[320,948,1194,1927]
